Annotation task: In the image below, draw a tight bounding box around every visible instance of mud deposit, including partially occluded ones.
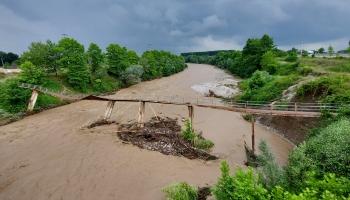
[117,117,217,161]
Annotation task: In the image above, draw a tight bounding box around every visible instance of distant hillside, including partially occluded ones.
[181,50,235,57]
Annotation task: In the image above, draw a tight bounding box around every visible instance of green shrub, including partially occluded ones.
[257,141,286,190]
[92,76,120,93]
[163,182,198,200]
[20,61,45,84]
[286,119,350,190]
[240,72,298,101]
[270,173,350,200]
[212,161,269,200]
[285,52,298,62]
[181,120,214,150]
[296,75,350,103]
[0,78,31,113]
[121,65,144,86]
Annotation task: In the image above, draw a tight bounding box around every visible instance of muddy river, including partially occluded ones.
[0,64,293,200]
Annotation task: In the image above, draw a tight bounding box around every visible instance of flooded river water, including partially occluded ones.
[0,64,293,200]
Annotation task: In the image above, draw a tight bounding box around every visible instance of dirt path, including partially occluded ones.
[0,64,293,200]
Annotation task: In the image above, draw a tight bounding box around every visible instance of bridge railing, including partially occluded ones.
[19,83,348,113]
[19,83,86,100]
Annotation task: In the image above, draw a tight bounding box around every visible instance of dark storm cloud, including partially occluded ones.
[1,0,349,54]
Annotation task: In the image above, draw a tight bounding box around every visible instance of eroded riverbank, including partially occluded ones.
[0,64,293,200]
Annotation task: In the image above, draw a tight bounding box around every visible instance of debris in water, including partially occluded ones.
[117,117,218,161]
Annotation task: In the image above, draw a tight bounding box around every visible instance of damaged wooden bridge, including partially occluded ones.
[20,83,343,120]
[20,83,346,152]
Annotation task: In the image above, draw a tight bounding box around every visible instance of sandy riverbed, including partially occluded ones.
[0,64,293,200]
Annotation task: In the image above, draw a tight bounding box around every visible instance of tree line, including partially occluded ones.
[0,37,186,114]
[0,51,19,67]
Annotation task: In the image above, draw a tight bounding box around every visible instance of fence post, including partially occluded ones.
[294,103,297,112]
[103,101,116,120]
[27,90,39,112]
[138,101,146,128]
[188,105,194,130]
[251,116,255,153]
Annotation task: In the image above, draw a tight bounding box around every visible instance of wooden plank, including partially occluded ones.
[138,101,146,128]
[82,95,326,118]
[103,101,116,120]
[27,90,39,112]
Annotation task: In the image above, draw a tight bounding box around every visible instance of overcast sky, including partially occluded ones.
[1,0,349,54]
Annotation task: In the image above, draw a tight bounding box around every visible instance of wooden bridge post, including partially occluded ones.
[103,101,116,120]
[294,103,297,112]
[27,90,39,112]
[251,116,256,153]
[188,105,194,130]
[138,101,146,127]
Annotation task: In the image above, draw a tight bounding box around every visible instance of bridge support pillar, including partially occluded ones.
[188,105,194,130]
[138,101,146,128]
[103,101,115,120]
[27,90,39,112]
[251,116,255,153]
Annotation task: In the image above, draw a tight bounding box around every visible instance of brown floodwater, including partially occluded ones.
[0,64,293,200]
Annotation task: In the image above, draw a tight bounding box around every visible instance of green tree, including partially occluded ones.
[21,40,59,75]
[86,43,104,73]
[318,47,325,54]
[328,45,334,56]
[19,61,45,84]
[127,50,139,65]
[57,37,90,91]
[240,34,275,77]
[106,43,130,77]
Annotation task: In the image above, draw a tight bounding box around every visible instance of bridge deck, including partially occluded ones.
[82,95,322,117]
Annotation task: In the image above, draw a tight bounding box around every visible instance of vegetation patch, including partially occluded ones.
[296,75,350,103]
[163,182,211,200]
[117,117,217,161]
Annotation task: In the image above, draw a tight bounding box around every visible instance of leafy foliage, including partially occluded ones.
[163,182,198,200]
[286,118,350,190]
[239,71,298,101]
[19,61,45,84]
[0,51,19,66]
[20,40,59,74]
[140,50,186,80]
[87,43,104,73]
[181,120,214,150]
[257,141,286,190]
[296,75,350,103]
[121,65,144,86]
[57,37,90,91]
[212,161,269,200]
[106,44,132,77]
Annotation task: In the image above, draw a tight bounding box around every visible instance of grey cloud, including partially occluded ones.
[0,0,349,54]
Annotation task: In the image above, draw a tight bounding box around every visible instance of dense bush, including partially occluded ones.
[121,65,144,86]
[20,61,45,84]
[212,161,268,200]
[286,118,350,190]
[57,37,90,91]
[106,44,136,78]
[239,71,298,101]
[257,141,286,190]
[296,75,350,103]
[140,50,186,80]
[261,51,278,74]
[163,182,198,200]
